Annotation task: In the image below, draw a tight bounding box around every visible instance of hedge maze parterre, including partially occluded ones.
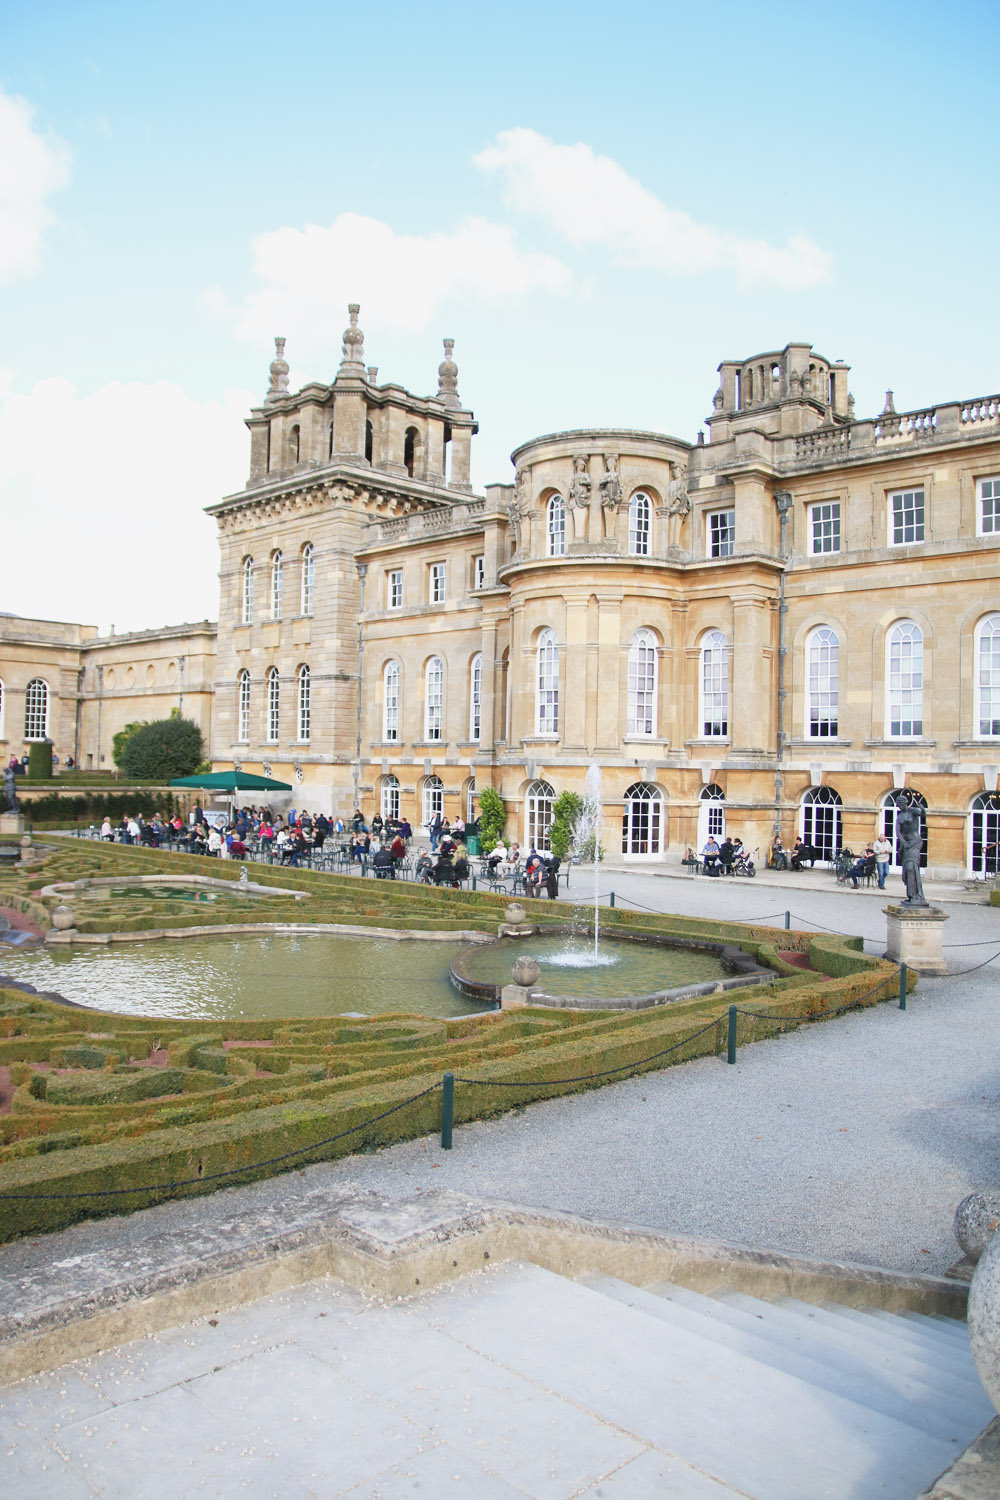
[0,841,901,1242]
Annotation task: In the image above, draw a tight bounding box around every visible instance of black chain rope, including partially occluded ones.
[734,972,890,1026]
[0,1082,443,1201]
[455,1017,722,1088]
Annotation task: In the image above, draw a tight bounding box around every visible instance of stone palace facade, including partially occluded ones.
[3,308,999,877]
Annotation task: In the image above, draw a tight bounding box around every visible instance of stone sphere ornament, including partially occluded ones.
[19,835,32,850]
[510,956,540,989]
[50,905,75,931]
[955,1191,1000,1264]
[504,903,527,926]
[969,1226,1000,1415]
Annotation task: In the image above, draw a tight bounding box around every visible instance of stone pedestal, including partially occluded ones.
[884,904,949,974]
[0,813,25,837]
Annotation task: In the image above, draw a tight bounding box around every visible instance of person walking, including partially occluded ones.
[873,832,892,891]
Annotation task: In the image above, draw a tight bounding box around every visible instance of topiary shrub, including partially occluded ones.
[477,786,506,854]
[119,715,204,781]
[548,791,582,859]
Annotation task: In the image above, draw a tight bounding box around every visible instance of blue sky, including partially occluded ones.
[2,0,997,630]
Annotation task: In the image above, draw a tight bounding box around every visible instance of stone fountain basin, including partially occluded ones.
[39,875,306,902]
[450,925,777,1010]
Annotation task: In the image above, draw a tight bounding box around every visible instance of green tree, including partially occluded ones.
[477,786,506,854]
[548,790,583,859]
[118,716,204,781]
[112,720,149,767]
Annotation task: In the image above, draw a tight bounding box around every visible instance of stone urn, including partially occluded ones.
[504,902,527,927]
[510,955,540,989]
[969,1225,1000,1414]
[19,834,32,851]
[50,905,75,931]
[956,1191,1000,1265]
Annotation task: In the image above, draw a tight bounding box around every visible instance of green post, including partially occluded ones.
[441,1071,454,1150]
[784,910,791,930]
[471,875,476,891]
[899,963,907,1010]
[609,891,615,908]
[727,1005,738,1064]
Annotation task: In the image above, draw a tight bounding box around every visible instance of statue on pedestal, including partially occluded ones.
[897,795,927,906]
[3,766,18,814]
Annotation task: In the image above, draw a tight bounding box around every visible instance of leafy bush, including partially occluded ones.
[113,721,149,768]
[119,716,204,781]
[477,786,506,854]
[548,791,582,859]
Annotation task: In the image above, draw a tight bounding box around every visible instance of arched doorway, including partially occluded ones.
[800,786,842,861]
[381,774,400,824]
[697,784,726,849]
[421,775,443,829]
[969,792,1000,877]
[622,783,663,856]
[524,780,555,851]
[881,790,928,869]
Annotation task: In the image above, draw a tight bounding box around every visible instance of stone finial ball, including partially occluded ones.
[50,905,75,930]
[969,1227,1000,1415]
[504,903,527,926]
[510,956,540,988]
[19,835,32,849]
[955,1191,1000,1264]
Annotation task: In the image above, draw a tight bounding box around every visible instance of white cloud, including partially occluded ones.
[205,211,574,349]
[475,128,832,290]
[0,91,71,282]
[0,376,250,632]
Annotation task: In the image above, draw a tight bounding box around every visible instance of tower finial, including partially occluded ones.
[339,303,365,372]
[437,337,460,407]
[265,336,290,404]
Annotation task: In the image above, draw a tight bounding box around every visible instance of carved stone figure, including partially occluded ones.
[599,453,622,512]
[897,798,927,906]
[507,468,530,551]
[265,337,290,404]
[3,766,18,813]
[568,455,591,508]
[666,462,690,516]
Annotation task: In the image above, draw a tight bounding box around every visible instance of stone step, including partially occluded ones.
[772,1294,977,1374]
[578,1273,978,1444]
[840,1303,970,1341]
[420,1260,965,1500]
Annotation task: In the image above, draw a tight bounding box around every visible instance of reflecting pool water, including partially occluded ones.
[4,935,488,1021]
[457,934,730,1000]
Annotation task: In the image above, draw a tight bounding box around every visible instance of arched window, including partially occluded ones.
[536,629,559,733]
[469,653,482,741]
[241,557,254,624]
[698,783,726,847]
[237,670,250,742]
[422,774,443,828]
[404,426,418,477]
[288,424,300,465]
[800,786,843,860]
[525,779,555,851]
[975,614,1000,737]
[546,494,565,557]
[465,776,476,823]
[699,630,729,738]
[886,621,923,738]
[300,543,314,616]
[269,551,283,620]
[628,492,652,556]
[627,629,657,737]
[266,667,280,743]
[383,661,400,742]
[806,627,839,738]
[24,678,49,741]
[622,782,663,855]
[881,789,928,869]
[381,773,400,824]
[425,657,443,742]
[970,792,1000,877]
[297,664,311,740]
[499,648,510,742]
[365,419,374,465]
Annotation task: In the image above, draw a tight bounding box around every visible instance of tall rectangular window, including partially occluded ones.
[889,488,925,546]
[809,501,841,555]
[473,554,485,589]
[978,477,1000,536]
[387,570,402,609]
[708,510,735,558]
[429,562,446,604]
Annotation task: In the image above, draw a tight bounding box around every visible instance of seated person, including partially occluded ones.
[718,836,735,875]
[524,851,545,897]
[485,840,508,872]
[770,836,788,870]
[371,845,396,878]
[505,842,521,869]
[453,853,470,881]
[701,837,721,874]
[849,846,878,888]
[790,836,811,870]
[414,849,434,883]
[389,833,407,863]
[228,836,247,859]
[433,850,458,886]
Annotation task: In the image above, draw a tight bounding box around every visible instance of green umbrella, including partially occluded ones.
[169,771,294,792]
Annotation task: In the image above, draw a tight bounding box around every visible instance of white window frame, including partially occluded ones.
[536,628,559,734]
[800,786,843,861]
[546,495,566,557]
[269,551,283,619]
[806,627,839,738]
[422,775,444,827]
[699,630,729,737]
[628,492,651,556]
[266,667,280,743]
[300,543,314,616]
[381,774,400,824]
[626,629,657,737]
[24,677,49,741]
[383,660,400,742]
[708,510,735,559]
[809,500,841,555]
[622,782,663,856]
[387,569,403,610]
[241,556,254,624]
[429,562,446,605]
[473,554,485,590]
[469,653,482,742]
[296,664,311,741]
[886,620,924,738]
[237,670,250,742]
[425,657,443,741]
[888,488,925,546]
[525,779,555,852]
[975,614,1000,738]
[978,476,1000,537]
